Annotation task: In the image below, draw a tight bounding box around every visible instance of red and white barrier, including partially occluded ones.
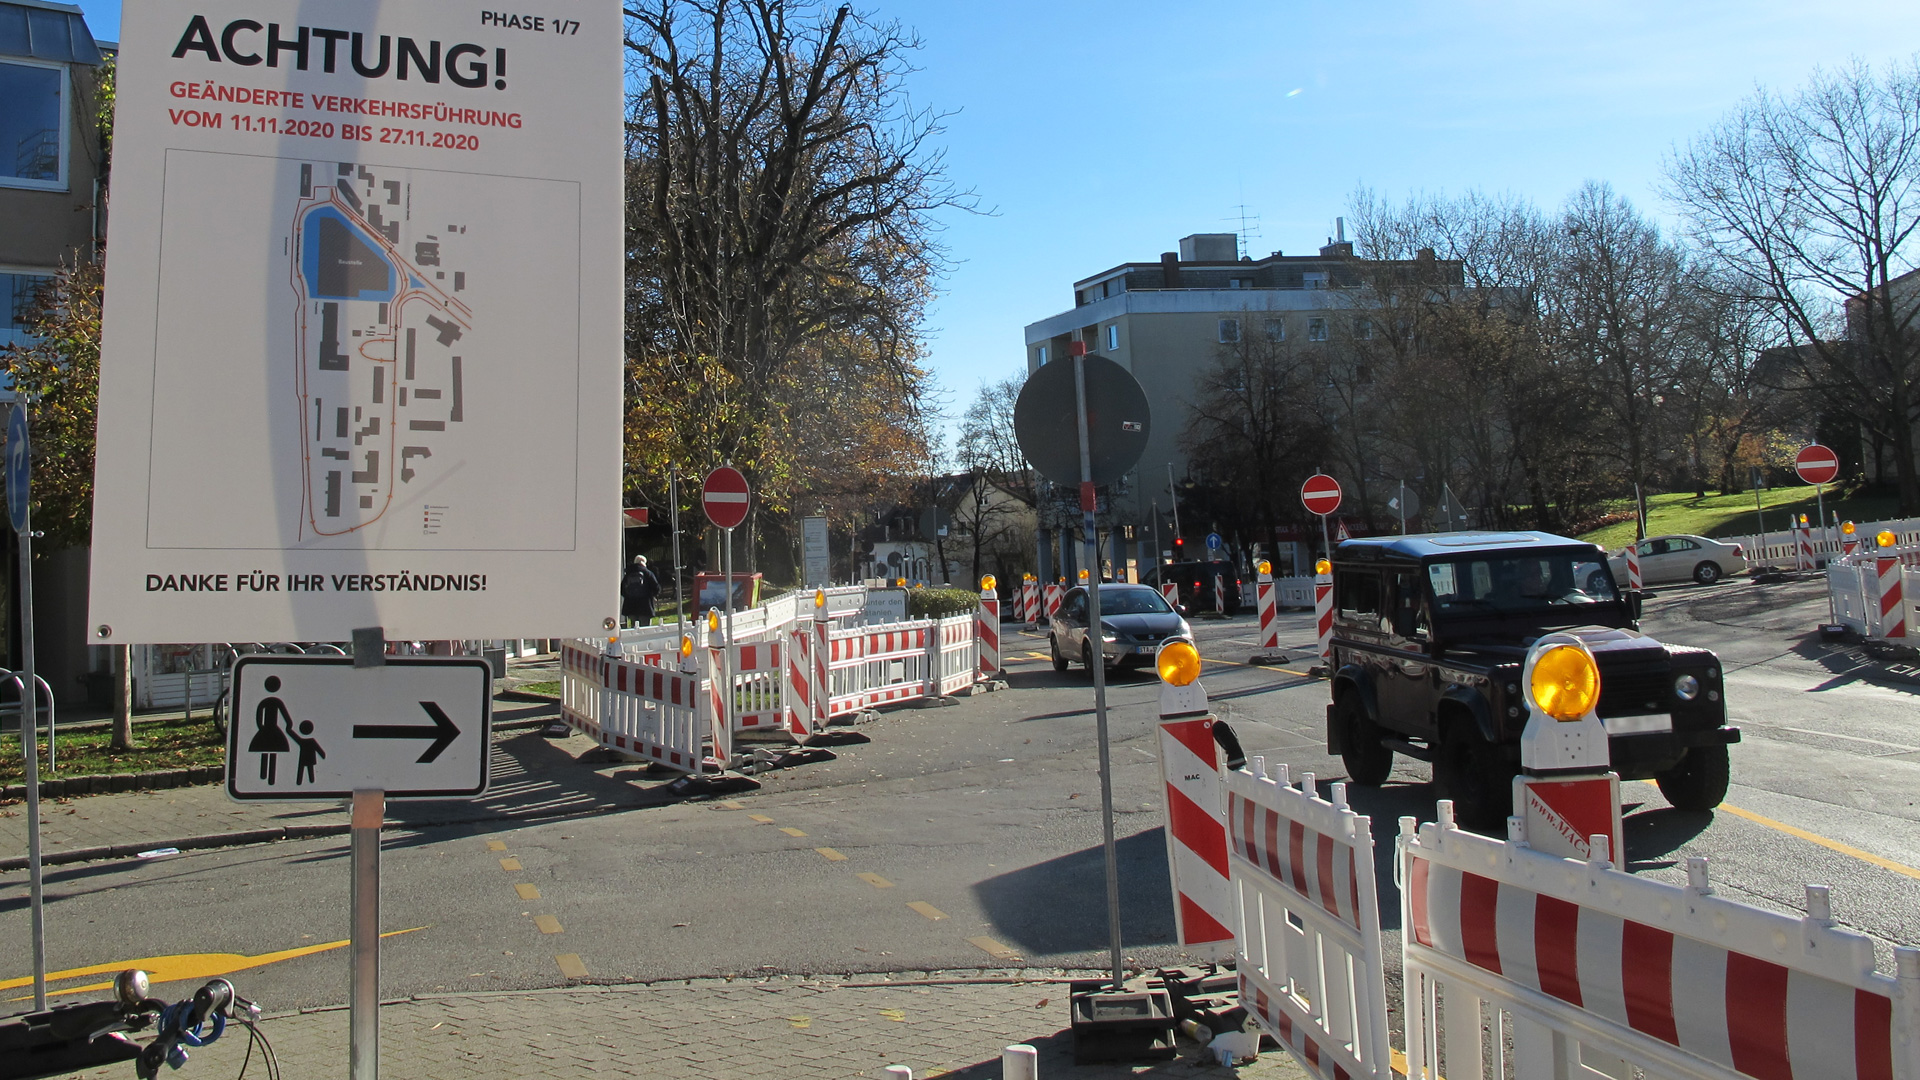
[727,638,786,735]
[557,639,724,773]
[977,588,1000,678]
[1157,717,1233,959]
[1044,582,1063,619]
[1626,543,1643,592]
[1256,568,1278,651]
[1399,803,1920,1080]
[1214,572,1227,616]
[1314,570,1333,664]
[1230,759,1392,1079]
[1160,580,1179,608]
[1881,556,1909,639]
[1798,525,1818,570]
[1021,578,1039,628]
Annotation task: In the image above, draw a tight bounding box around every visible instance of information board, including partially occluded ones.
[90,1,623,643]
[802,516,830,589]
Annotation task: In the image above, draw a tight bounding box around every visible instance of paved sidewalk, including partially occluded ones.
[70,977,1308,1079]
[0,691,679,867]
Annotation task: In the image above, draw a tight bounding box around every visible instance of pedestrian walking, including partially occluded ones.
[620,554,662,627]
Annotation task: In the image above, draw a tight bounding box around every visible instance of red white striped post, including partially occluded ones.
[1314,562,1333,665]
[1798,521,1816,570]
[1213,572,1226,617]
[1255,563,1278,650]
[1157,716,1233,958]
[812,595,831,728]
[1160,580,1178,608]
[1843,522,1859,558]
[1879,555,1907,638]
[1625,543,1642,593]
[1044,581,1063,619]
[1021,576,1039,628]
[977,577,1000,679]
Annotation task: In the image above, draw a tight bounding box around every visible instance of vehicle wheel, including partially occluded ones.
[1655,745,1730,811]
[1586,570,1609,594]
[1434,720,1517,833]
[1692,561,1722,585]
[1336,692,1393,786]
[1050,635,1068,672]
[1081,641,1100,677]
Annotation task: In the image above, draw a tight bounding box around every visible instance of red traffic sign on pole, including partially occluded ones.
[1795,444,1839,486]
[702,467,750,529]
[1301,474,1343,516]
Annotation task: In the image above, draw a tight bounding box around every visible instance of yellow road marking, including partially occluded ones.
[515,883,541,901]
[967,936,1021,961]
[485,840,507,852]
[787,1016,811,1030]
[719,800,746,810]
[906,901,948,921]
[814,847,848,861]
[1635,780,1920,880]
[855,872,894,889]
[779,826,808,837]
[499,857,523,872]
[2,927,428,997]
[555,953,588,979]
[879,1008,907,1022]
[532,915,563,934]
[748,814,775,824]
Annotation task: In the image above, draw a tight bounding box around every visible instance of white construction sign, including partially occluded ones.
[90,1,623,643]
[228,656,492,800]
[802,516,830,589]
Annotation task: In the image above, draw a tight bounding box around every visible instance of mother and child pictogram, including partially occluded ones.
[247,675,327,786]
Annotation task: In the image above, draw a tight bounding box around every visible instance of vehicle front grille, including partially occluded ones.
[1597,656,1671,717]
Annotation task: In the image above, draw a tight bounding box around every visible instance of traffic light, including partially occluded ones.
[1173,537,1185,558]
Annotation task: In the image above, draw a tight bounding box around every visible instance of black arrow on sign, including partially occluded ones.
[353,702,460,763]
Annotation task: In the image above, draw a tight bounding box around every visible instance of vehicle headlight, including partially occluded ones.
[1528,644,1600,721]
[1674,674,1700,701]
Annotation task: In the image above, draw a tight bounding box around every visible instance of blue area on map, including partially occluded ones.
[300,206,397,302]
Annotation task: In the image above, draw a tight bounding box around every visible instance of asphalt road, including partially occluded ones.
[3,576,1915,1015]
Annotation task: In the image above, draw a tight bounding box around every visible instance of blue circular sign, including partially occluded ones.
[5,405,27,535]
[1205,532,1223,551]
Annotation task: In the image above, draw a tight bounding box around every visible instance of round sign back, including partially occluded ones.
[1794,444,1839,486]
[6,405,28,535]
[702,466,750,529]
[1014,354,1151,486]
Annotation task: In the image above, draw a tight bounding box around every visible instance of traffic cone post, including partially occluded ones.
[1247,561,1286,665]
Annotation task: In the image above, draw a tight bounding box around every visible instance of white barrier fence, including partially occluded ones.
[1727,516,1920,567]
[1827,544,1920,639]
[559,593,978,773]
[1398,804,1920,1080]
[1273,575,1316,609]
[1227,758,1393,1079]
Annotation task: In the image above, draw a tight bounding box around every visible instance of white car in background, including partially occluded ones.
[1603,534,1748,588]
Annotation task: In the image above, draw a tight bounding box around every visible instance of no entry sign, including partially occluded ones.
[703,467,751,530]
[1301,474,1343,517]
[1795,444,1840,486]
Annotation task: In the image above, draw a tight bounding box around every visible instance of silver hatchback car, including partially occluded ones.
[1049,584,1192,673]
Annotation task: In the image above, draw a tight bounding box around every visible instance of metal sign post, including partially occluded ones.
[1073,353,1125,993]
[350,787,382,1080]
[8,402,44,1010]
[671,474,686,644]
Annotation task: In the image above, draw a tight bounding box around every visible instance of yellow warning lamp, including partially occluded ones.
[1078,568,1090,581]
[896,577,907,587]
[1257,560,1272,576]
[679,634,694,658]
[1843,521,1857,536]
[706,608,719,632]
[1315,558,1332,576]
[814,589,826,609]
[1799,514,1809,527]
[980,574,997,591]
[1057,576,1066,585]
[1878,530,1898,548]
[1528,644,1600,722]
[1156,639,1203,686]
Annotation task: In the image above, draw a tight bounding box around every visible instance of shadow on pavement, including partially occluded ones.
[972,829,1177,954]
[1623,804,1711,868]
[1336,780,1443,933]
[937,1028,1251,1078]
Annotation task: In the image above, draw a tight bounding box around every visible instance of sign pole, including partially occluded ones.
[349,787,383,1080]
[671,474,685,642]
[10,402,45,1010]
[1075,354,1125,993]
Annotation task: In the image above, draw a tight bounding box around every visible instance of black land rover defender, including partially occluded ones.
[1324,531,1740,830]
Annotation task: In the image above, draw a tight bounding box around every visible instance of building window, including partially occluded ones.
[1355,317,1373,340]
[1,271,52,349]
[1228,278,1249,289]
[0,59,67,189]
[1037,345,1048,365]
[1218,318,1240,344]
[1308,317,1328,342]
[1263,319,1285,342]
[1303,272,1329,290]
[1106,324,1119,351]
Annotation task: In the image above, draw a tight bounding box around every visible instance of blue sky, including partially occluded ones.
[75,1,1920,447]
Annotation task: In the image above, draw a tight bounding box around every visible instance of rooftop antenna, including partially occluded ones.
[1227,184,1261,259]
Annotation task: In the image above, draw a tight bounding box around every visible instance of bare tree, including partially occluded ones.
[1181,327,1333,545]
[1667,58,1920,511]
